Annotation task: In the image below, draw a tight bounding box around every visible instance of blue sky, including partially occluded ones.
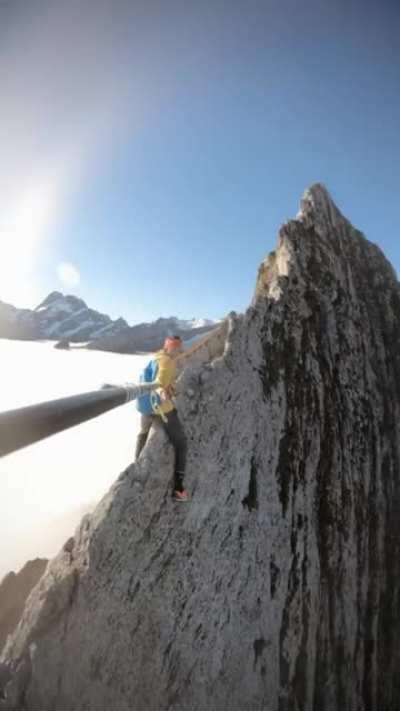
[1,0,399,324]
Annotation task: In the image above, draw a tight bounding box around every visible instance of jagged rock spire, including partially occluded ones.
[297,182,346,228]
[1,185,400,711]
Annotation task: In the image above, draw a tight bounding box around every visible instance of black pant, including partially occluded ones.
[136,409,187,492]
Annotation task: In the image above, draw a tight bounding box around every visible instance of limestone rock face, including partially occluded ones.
[2,184,400,710]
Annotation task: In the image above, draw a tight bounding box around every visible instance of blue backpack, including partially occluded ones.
[136,359,162,415]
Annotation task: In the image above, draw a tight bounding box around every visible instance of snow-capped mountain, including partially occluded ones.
[33,292,129,341]
[174,317,217,330]
[0,292,129,343]
[0,293,220,353]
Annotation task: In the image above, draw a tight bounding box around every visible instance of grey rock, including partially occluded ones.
[0,661,11,697]
[54,339,70,350]
[0,662,10,683]
[0,560,48,655]
[2,184,400,710]
[1,654,31,709]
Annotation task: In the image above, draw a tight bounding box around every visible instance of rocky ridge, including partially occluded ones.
[1,184,399,710]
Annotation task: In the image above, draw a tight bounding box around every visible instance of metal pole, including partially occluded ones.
[0,383,156,459]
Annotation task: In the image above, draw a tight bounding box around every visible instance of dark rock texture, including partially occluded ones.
[0,560,48,655]
[54,339,70,350]
[1,184,400,710]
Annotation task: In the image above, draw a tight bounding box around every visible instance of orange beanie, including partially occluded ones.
[164,336,183,352]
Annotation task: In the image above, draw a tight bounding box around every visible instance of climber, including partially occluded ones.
[135,335,189,502]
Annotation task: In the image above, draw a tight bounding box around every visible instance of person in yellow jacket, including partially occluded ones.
[135,335,189,502]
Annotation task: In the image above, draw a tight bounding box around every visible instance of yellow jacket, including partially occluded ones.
[154,350,177,415]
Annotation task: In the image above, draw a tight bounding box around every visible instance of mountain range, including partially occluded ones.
[0,291,219,353]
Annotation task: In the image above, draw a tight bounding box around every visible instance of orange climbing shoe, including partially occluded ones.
[173,489,189,502]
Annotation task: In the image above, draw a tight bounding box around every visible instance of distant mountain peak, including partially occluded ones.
[0,292,128,343]
[35,292,88,314]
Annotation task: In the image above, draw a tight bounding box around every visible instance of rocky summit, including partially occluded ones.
[1,184,399,710]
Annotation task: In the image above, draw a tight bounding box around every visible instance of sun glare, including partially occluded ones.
[0,184,55,307]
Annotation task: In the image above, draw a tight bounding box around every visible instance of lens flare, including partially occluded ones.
[57,261,81,288]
